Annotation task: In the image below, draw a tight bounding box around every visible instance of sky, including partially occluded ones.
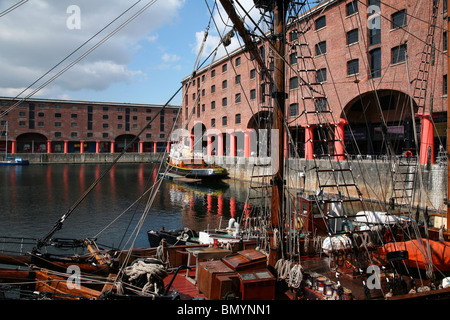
[0,0,264,106]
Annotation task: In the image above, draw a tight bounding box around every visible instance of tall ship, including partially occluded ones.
[0,0,449,305]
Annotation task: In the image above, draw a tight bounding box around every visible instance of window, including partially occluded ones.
[315,41,326,55]
[260,46,265,61]
[211,69,216,78]
[211,85,215,93]
[290,52,298,64]
[38,122,44,127]
[103,133,109,138]
[211,101,216,109]
[102,123,108,128]
[346,0,358,16]
[369,26,381,45]
[235,93,241,103]
[235,75,241,84]
[368,0,380,7]
[55,113,61,118]
[222,116,227,126]
[235,114,241,124]
[290,31,298,42]
[222,80,227,89]
[202,89,205,96]
[235,57,241,66]
[19,121,26,127]
[222,64,227,72]
[369,48,381,78]
[290,76,299,89]
[71,123,78,128]
[211,118,216,128]
[444,32,447,52]
[250,89,256,100]
[315,16,326,30]
[19,111,25,117]
[316,68,327,83]
[289,103,298,117]
[71,132,78,138]
[315,98,328,111]
[103,107,109,111]
[392,9,407,29]
[202,104,205,112]
[250,69,256,79]
[347,29,358,45]
[222,97,227,107]
[391,44,406,64]
[347,59,359,75]
[38,112,44,118]
[443,75,447,95]
[55,132,61,137]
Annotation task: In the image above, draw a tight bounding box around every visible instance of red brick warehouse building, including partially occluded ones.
[181,0,448,164]
[0,97,180,155]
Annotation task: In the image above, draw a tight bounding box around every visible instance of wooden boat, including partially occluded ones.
[0,157,29,166]
[166,141,228,180]
[0,121,29,165]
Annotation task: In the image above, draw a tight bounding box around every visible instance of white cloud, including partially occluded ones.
[0,0,185,98]
[162,53,181,62]
[192,0,266,60]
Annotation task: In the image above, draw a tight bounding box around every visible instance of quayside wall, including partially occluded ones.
[11,152,163,164]
[11,153,448,214]
[208,156,447,214]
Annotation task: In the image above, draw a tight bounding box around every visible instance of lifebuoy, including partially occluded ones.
[404,150,413,158]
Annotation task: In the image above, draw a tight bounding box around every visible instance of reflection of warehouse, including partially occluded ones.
[181,0,448,164]
[0,97,180,154]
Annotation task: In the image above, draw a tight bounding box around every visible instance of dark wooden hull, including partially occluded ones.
[147,229,199,247]
[166,162,228,179]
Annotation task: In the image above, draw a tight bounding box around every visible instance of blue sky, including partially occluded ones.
[0,0,256,106]
[0,1,321,106]
[72,1,214,106]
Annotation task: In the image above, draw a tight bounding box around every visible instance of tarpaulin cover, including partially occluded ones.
[384,239,450,271]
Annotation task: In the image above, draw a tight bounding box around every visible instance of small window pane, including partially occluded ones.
[346,1,358,16]
[347,29,358,45]
[347,59,359,75]
[392,9,407,29]
[315,16,326,30]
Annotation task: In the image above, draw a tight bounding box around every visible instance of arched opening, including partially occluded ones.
[244,110,274,157]
[16,133,48,153]
[115,134,139,153]
[343,90,417,157]
[191,122,206,154]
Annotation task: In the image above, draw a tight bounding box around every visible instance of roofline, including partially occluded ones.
[0,96,181,109]
[181,0,339,83]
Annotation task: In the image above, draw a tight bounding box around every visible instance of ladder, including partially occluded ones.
[411,0,439,114]
[289,18,364,234]
[391,156,417,208]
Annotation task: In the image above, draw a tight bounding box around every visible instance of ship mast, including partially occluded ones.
[219,0,288,268]
[447,0,450,233]
[268,0,288,268]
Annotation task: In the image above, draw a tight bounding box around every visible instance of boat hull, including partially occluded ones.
[166,162,228,179]
[0,160,29,166]
[147,229,199,247]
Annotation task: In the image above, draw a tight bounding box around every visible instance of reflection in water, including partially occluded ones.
[0,164,250,249]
